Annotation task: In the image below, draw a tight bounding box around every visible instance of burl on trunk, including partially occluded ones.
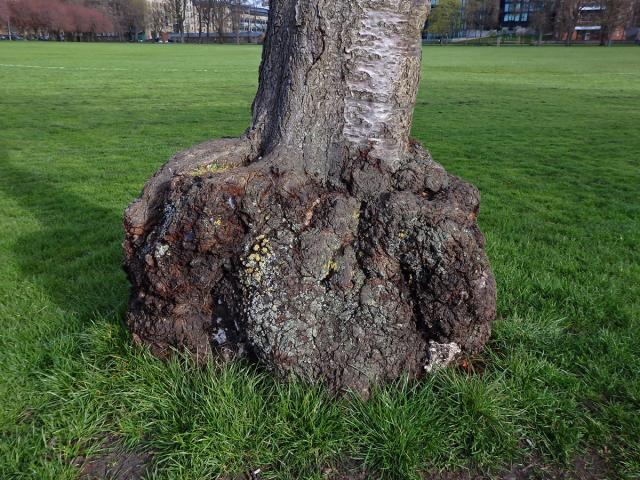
[123,0,496,396]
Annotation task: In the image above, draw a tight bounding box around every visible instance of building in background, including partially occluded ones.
[500,0,538,28]
[500,1,633,41]
[573,3,606,41]
[145,0,269,43]
[238,4,269,32]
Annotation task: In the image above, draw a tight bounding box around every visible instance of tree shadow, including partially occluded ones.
[0,156,130,324]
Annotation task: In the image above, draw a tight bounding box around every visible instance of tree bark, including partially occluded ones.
[123,0,496,397]
[248,0,427,181]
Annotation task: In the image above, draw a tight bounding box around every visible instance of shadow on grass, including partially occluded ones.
[0,154,129,323]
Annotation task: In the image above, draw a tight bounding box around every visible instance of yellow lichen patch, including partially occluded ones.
[214,218,222,227]
[322,259,338,278]
[243,235,273,284]
[190,162,231,177]
[398,231,407,239]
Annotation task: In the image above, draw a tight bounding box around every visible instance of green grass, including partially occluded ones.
[1,43,639,479]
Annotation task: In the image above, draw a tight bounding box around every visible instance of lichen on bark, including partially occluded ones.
[123,0,496,397]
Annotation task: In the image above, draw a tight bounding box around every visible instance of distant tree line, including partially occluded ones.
[0,0,266,42]
[426,0,640,46]
[0,0,113,40]
[427,0,501,39]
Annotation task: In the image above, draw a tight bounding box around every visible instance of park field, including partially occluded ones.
[0,43,639,479]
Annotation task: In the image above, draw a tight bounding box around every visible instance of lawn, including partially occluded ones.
[0,43,639,479]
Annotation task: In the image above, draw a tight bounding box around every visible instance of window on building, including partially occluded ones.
[503,0,537,23]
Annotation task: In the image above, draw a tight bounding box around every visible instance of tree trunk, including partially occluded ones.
[217,18,224,44]
[123,0,496,397]
[565,24,574,45]
[247,0,427,180]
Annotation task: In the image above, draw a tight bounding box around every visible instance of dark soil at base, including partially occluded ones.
[74,437,611,480]
[73,436,153,480]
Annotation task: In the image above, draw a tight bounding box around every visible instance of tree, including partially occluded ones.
[148,0,170,39]
[0,0,11,39]
[124,0,496,396]
[166,0,187,42]
[599,0,634,46]
[428,0,463,41]
[555,0,588,45]
[122,0,147,41]
[199,0,214,39]
[210,0,229,43]
[529,0,557,44]
[192,0,233,42]
[192,0,206,40]
[202,0,253,44]
[108,0,148,41]
[465,0,500,35]
[3,0,112,40]
[634,0,640,42]
[229,0,246,44]
[193,0,216,40]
